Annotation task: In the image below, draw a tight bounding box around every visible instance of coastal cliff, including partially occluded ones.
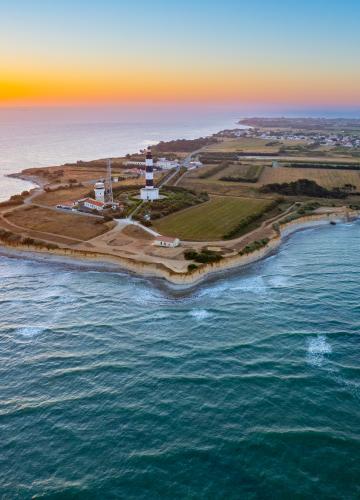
[0,209,357,286]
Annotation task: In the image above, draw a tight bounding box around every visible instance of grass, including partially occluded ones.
[134,187,208,221]
[202,137,282,153]
[33,185,92,206]
[5,206,115,241]
[219,164,265,183]
[153,195,273,241]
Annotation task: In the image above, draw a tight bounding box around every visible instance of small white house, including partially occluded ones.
[154,236,180,248]
[56,201,75,211]
[155,158,179,170]
[79,198,105,211]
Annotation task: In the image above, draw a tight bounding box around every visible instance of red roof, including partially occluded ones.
[82,198,105,208]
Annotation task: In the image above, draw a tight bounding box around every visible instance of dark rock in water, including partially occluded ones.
[330,221,336,225]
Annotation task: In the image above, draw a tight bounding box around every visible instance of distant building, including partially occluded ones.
[56,201,75,211]
[154,236,180,248]
[140,147,160,201]
[126,157,179,170]
[156,157,179,170]
[125,160,146,167]
[189,160,203,169]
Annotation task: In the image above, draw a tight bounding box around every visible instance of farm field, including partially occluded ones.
[201,137,313,154]
[257,166,360,190]
[202,137,282,153]
[153,195,273,241]
[5,206,115,240]
[179,176,260,196]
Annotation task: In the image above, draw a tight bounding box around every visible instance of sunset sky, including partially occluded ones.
[1,0,360,108]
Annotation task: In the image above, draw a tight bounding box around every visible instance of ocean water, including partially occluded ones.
[1,108,360,497]
[1,221,360,498]
[0,106,239,201]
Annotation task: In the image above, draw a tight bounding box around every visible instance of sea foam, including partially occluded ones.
[306,335,332,367]
[189,309,211,320]
[15,326,46,337]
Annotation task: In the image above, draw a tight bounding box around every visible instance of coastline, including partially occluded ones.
[7,172,43,188]
[0,210,357,288]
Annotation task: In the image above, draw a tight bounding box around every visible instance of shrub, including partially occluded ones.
[6,233,22,244]
[223,200,279,240]
[187,264,198,272]
[239,238,270,256]
[153,137,217,153]
[184,249,198,260]
[184,248,222,264]
[44,242,59,250]
[260,179,347,199]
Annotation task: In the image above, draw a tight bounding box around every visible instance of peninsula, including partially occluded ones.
[2,117,360,285]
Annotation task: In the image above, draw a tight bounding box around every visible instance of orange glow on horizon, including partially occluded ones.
[1,66,360,107]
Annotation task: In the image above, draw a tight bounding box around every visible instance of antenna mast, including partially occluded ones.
[106,158,113,204]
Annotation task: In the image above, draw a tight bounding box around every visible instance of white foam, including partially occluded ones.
[230,276,267,294]
[190,309,211,320]
[268,275,289,288]
[16,326,45,337]
[306,335,332,367]
[198,276,268,299]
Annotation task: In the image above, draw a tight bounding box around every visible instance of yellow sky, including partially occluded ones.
[1,64,360,107]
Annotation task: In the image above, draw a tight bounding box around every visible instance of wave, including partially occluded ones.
[189,309,212,321]
[306,335,332,367]
[15,326,46,337]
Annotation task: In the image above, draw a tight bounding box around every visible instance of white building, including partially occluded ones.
[126,158,179,170]
[79,198,105,211]
[156,157,179,170]
[56,201,75,211]
[154,236,180,248]
[125,160,146,167]
[94,181,105,203]
[189,160,203,169]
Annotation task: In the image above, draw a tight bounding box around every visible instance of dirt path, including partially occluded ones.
[0,210,85,246]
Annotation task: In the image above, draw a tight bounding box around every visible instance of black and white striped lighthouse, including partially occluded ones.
[145,147,154,188]
[140,146,160,200]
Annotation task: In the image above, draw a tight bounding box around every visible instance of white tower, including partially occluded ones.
[140,147,160,201]
[94,181,105,203]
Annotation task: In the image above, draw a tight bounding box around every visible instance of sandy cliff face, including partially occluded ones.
[0,209,358,286]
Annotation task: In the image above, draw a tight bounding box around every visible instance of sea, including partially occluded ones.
[0,107,360,499]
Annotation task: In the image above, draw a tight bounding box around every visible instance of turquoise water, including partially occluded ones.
[1,221,360,498]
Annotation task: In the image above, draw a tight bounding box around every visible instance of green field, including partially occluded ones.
[153,195,273,241]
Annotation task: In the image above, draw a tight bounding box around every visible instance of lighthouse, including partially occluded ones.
[94,181,105,203]
[140,147,160,201]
